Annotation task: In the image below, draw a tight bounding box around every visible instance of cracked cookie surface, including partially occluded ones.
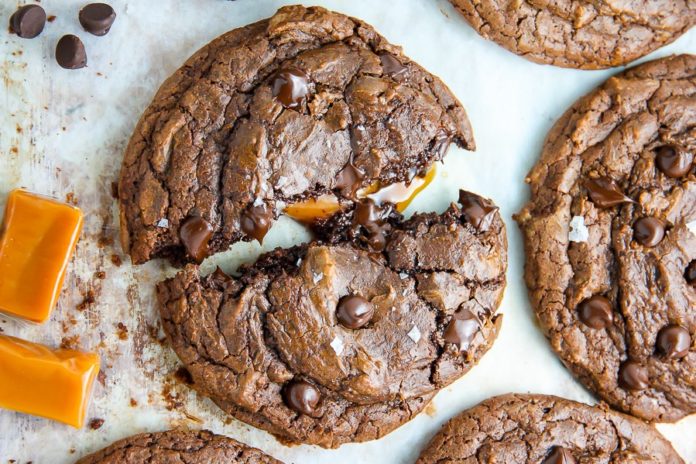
[416,393,684,463]
[118,4,474,265]
[448,0,695,69]
[516,55,696,422]
[157,191,507,448]
[75,430,281,464]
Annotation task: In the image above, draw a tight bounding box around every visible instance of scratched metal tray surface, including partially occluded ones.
[0,0,694,463]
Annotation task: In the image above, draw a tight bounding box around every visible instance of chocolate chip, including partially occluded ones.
[577,295,613,329]
[459,190,497,231]
[585,177,633,208]
[655,145,693,178]
[335,163,364,198]
[272,67,310,110]
[240,204,272,243]
[336,295,374,329]
[353,199,391,252]
[542,446,576,464]
[618,360,649,391]
[656,325,691,359]
[685,260,696,288]
[56,35,87,70]
[633,217,666,247]
[9,5,46,39]
[379,53,407,77]
[79,3,117,36]
[179,215,214,263]
[444,309,480,351]
[283,380,320,415]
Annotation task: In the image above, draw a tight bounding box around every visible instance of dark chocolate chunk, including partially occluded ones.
[542,446,576,464]
[283,380,320,415]
[655,145,693,178]
[79,3,117,36]
[352,199,391,252]
[379,53,407,77]
[619,360,649,391]
[633,217,666,247]
[179,216,214,263]
[577,295,613,329]
[656,325,691,359]
[585,177,633,208]
[240,204,272,243]
[272,68,310,110]
[686,260,696,288]
[56,35,87,70]
[9,5,46,39]
[336,295,374,329]
[458,191,497,231]
[444,309,479,351]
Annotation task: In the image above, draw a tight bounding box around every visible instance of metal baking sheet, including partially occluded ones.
[1,0,694,462]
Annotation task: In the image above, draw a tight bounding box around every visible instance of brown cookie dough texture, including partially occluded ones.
[448,0,695,69]
[157,192,507,448]
[416,394,684,463]
[119,5,474,265]
[516,55,696,421]
[75,430,281,464]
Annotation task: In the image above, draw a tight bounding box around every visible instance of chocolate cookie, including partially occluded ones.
[417,394,684,463]
[157,191,507,448]
[516,55,696,421]
[75,430,281,463]
[119,5,474,265]
[448,0,695,69]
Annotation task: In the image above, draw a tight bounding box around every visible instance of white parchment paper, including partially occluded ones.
[0,0,694,462]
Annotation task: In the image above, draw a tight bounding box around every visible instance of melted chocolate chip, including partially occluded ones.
[179,216,214,263]
[585,177,633,208]
[240,204,272,243]
[335,163,365,198]
[379,53,407,77]
[444,309,480,351]
[577,295,613,329]
[10,5,46,39]
[656,325,691,359]
[619,360,649,391]
[272,67,310,110]
[352,199,391,252]
[459,190,497,231]
[79,3,117,36]
[542,446,576,464]
[336,295,374,329]
[633,217,666,247]
[684,260,696,288]
[655,145,693,178]
[56,35,87,70]
[283,380,320,415]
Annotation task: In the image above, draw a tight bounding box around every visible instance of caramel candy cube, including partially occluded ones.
[0,334,100,427]
[0,189,83,323]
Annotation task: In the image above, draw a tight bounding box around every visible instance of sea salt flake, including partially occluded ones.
[276,176,288,188]
[253,197,264,207]
[296,258,303,267]
[407,325,421,343]
[156,218,169,228]
[687,220,696,236]
[313,272,323,284]
[330,337,344,355]
[399,272,409,280]
[569,216,589,243]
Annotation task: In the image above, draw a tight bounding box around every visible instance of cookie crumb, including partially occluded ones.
[88,418,104,430]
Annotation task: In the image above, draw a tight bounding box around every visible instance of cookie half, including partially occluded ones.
[448,0,695,69]
[75,430,281,464]
[516,55,695,421]
[157,191,507,448]
[119,5,474,265]
[416,394,684,463]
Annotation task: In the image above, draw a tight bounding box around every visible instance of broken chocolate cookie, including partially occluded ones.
[119,5,474,265]
[157,191,507,448]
